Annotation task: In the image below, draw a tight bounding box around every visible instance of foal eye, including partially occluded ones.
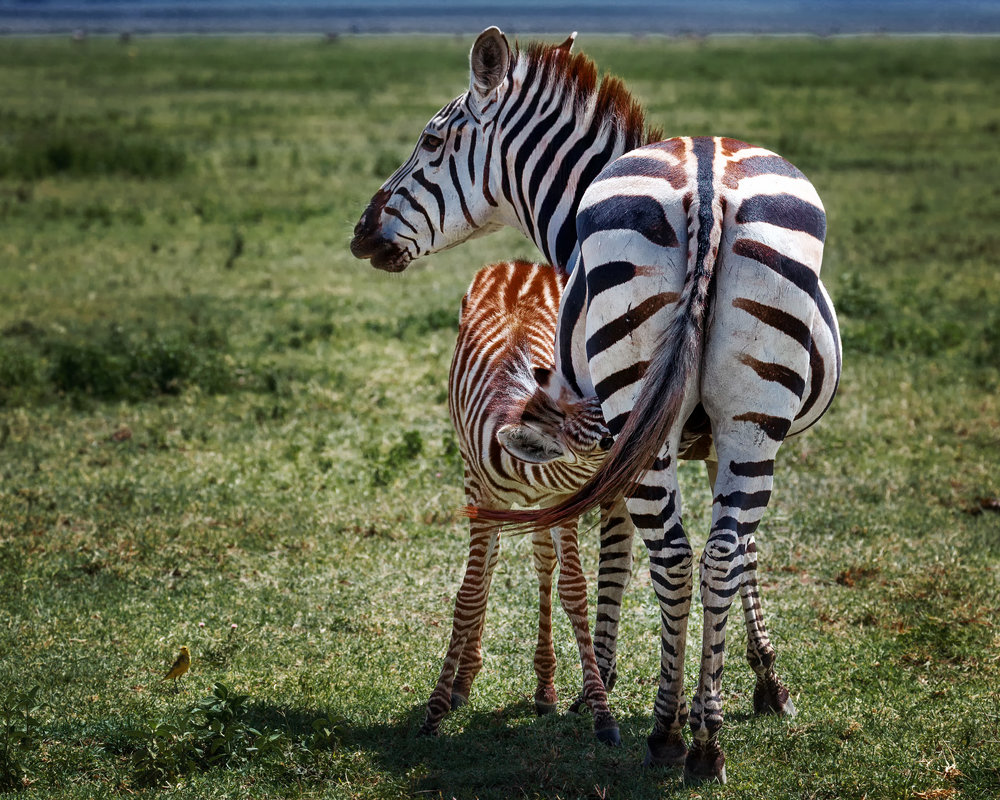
[598,436,614,452]
[421,133,444,151]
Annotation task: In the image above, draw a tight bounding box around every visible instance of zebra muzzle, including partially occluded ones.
[350,189,411,271]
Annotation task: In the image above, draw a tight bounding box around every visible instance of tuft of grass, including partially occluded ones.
[1,320,240,405]
[0,687,43,792]
[0,132,186,180]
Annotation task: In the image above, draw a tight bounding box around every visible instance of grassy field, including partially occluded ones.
[0,32,998,800]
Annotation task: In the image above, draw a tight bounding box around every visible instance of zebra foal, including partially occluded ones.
[351,28,841,783]
[430,258,628,744]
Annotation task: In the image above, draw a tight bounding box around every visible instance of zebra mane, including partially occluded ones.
[521,40,664,149]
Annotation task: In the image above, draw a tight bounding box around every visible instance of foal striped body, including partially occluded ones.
[426,259,623,742]
[352,28,841,783]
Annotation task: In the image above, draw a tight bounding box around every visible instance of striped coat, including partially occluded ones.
[422,259,625,744]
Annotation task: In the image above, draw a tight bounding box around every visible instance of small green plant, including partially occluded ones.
[299,711,344,758]
[364,428,424,486]
[0,686,42,792]
[131,682,286,787]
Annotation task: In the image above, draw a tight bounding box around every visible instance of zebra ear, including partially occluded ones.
[555,32,577,54]
[470,27,511,99]
[497,423,564,464]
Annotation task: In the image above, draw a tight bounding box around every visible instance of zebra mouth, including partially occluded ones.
[370,248,411,273]
[350,235,411,273]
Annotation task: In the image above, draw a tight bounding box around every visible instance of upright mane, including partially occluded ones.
[521,40,664,150]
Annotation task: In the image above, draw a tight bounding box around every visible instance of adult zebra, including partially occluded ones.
[351,28,841,784]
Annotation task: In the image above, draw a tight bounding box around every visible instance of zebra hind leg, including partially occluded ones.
[450,610,486,711]
[708,458,795,716]
[569,499,634,715]
[419,519,502,736]
[626,455,692,769]
[530,526,559,716]
[685,433,785,784]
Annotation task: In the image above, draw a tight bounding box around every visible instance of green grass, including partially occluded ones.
[0,33,998,799]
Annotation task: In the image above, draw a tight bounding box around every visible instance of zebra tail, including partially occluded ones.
[469,195,721,531]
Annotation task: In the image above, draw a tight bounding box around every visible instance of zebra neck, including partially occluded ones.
[493,69,635,269]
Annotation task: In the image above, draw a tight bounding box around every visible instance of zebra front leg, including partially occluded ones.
[569,498,634,714]
[530,526,559,716]
[420,518,502,736]
[741,528,796,716]
[686,446,779,784]
[552,523,621,745]
[628,457,693,769]
[595,499,635,692]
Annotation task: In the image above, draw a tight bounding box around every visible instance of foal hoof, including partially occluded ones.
[753,676,797,717]
[567,693,588,715]
[683,743,726,785]
[534,698,558,716]
[416,722,440,738]
[642,731,687,768]
[534,685,558,716]
[595,725,622,747]
[450,692,468,711]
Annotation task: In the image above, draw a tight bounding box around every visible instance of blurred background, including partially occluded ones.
[2,0,1000,36]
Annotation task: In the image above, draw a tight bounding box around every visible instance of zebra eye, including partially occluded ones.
[421,133,444,152]
[598,436,614,452]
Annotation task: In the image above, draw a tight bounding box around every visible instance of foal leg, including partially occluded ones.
[552,522,620,745]
[420,516,502,735]
[530,525,559,715]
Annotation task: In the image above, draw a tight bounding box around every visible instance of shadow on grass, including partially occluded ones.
[298,698,694,800]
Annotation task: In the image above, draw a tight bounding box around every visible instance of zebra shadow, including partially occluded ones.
[337,699,699,799]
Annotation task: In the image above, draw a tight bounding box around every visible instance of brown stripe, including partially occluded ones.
[731,297,812,351]
[738,354,805,397]
[733,412,791,442]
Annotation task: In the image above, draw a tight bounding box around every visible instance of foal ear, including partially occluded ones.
[497,423,564,464]
[470,27,511,98]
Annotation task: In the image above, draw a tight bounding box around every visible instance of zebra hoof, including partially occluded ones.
[753,676,796,717]
[595,725,621,747]
[683,743,726,785]
[416,722,440,738]
[642,731,687,768]
[450,692,468,711]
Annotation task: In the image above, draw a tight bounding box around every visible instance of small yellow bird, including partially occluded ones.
[163,646,190,687]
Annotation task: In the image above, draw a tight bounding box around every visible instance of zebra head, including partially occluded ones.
[351,27,516,272]
[497,367,612,467]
